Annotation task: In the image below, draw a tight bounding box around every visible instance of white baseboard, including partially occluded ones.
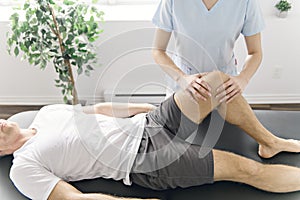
[0,96,105,105]
[0,94,300,105]
[244,94,300,104]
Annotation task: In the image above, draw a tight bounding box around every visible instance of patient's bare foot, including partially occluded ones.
[258,138,300,159]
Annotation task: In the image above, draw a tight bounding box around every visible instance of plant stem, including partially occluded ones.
[47,3,78,105]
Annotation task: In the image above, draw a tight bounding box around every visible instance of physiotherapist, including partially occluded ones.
[152,0,265,103]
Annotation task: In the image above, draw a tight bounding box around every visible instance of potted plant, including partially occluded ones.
[275,0,292,18]
[7,0,104,105]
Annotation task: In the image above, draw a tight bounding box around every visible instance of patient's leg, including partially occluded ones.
[213,149,300,193]
[174,71,300,158]
[216,84,300,158]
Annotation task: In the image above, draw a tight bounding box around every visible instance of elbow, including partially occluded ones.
[255,49,263,62]
[152,48,165,63]
[257,51,263,65]
[248,49,263,65]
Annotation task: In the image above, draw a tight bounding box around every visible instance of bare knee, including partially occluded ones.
[235,158,262,180]
[202,71,230,91]
[200,71,230,108]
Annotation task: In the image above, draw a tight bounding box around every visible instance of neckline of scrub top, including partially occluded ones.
[199,0,223,13]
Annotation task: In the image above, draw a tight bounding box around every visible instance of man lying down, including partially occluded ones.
[1,71,300,200]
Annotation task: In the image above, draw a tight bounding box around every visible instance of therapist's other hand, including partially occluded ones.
[178,73,211,101]
[216,75,248,103]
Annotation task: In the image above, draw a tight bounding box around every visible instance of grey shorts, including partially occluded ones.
[130,94,214,190]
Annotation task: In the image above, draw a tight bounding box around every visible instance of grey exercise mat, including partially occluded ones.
[1,110,300,200]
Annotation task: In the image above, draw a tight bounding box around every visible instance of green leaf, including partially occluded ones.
[40,59,47,70]
[10,13,19,25]
[92,22,98,30]
[86,65,94,71]
[14,47,20,56]
[91,7,97,13]
[96,11,105,19]
[63,0,75,6]
[78,43,87,48]
[24,2,30,10]
[59,26,67,33]
[76,59,83,68]
[20,22,29,32]
[29,55,35,64]
[40,5,47,12]
[34,58,41,66]
[25,40,31,49]
[63,96,68,103]
[87,52,96,60]
[56,83,64,87]
[59,73,70,82]
[89,16,95,23]
[65,34,74,45]
[78,48,87,53]
[7,38,14,47]
[88,37,96,42]
[56,18,65,25]
[68,34,75,41]
[84,69,90,77]
[62,52,71,60]
[20,43,26,51]
[77,67,83,75]
[69,48,76,55]
[36,10,43,20]
[31,44,37,52]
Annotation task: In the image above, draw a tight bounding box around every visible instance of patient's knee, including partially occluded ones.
[202,71,229,92]
[203,71,229,96]
[235,158,262,180]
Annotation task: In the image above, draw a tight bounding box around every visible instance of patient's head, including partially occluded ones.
[0,119,21,156]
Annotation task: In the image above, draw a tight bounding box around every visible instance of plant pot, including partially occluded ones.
[67,99,87,106]
[276,10,288,18]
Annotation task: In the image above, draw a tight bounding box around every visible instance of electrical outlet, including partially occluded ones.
[272,65,283,79]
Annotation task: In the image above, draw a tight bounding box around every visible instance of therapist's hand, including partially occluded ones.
[178,73,211,102]
[216,75,248,103]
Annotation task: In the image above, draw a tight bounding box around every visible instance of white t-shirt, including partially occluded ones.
[152,0,265,92]
[10,104,146,200]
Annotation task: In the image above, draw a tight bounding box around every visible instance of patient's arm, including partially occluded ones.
[82,102,157,118]
[48,180,160,200]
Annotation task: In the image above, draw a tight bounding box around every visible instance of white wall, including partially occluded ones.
[0,1,299,105]
[242,0,300,103]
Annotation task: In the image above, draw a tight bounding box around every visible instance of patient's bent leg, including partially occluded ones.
[174,71,228,124]
[216,84,300,158]
[213,149,300,193]
[174,71,300,158]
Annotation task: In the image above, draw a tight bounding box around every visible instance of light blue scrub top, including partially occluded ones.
[152,0,265,92]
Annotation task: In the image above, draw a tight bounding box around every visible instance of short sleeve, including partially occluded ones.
[10,161,61,200]
[241,0,265,36]
[152,0,174,32]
